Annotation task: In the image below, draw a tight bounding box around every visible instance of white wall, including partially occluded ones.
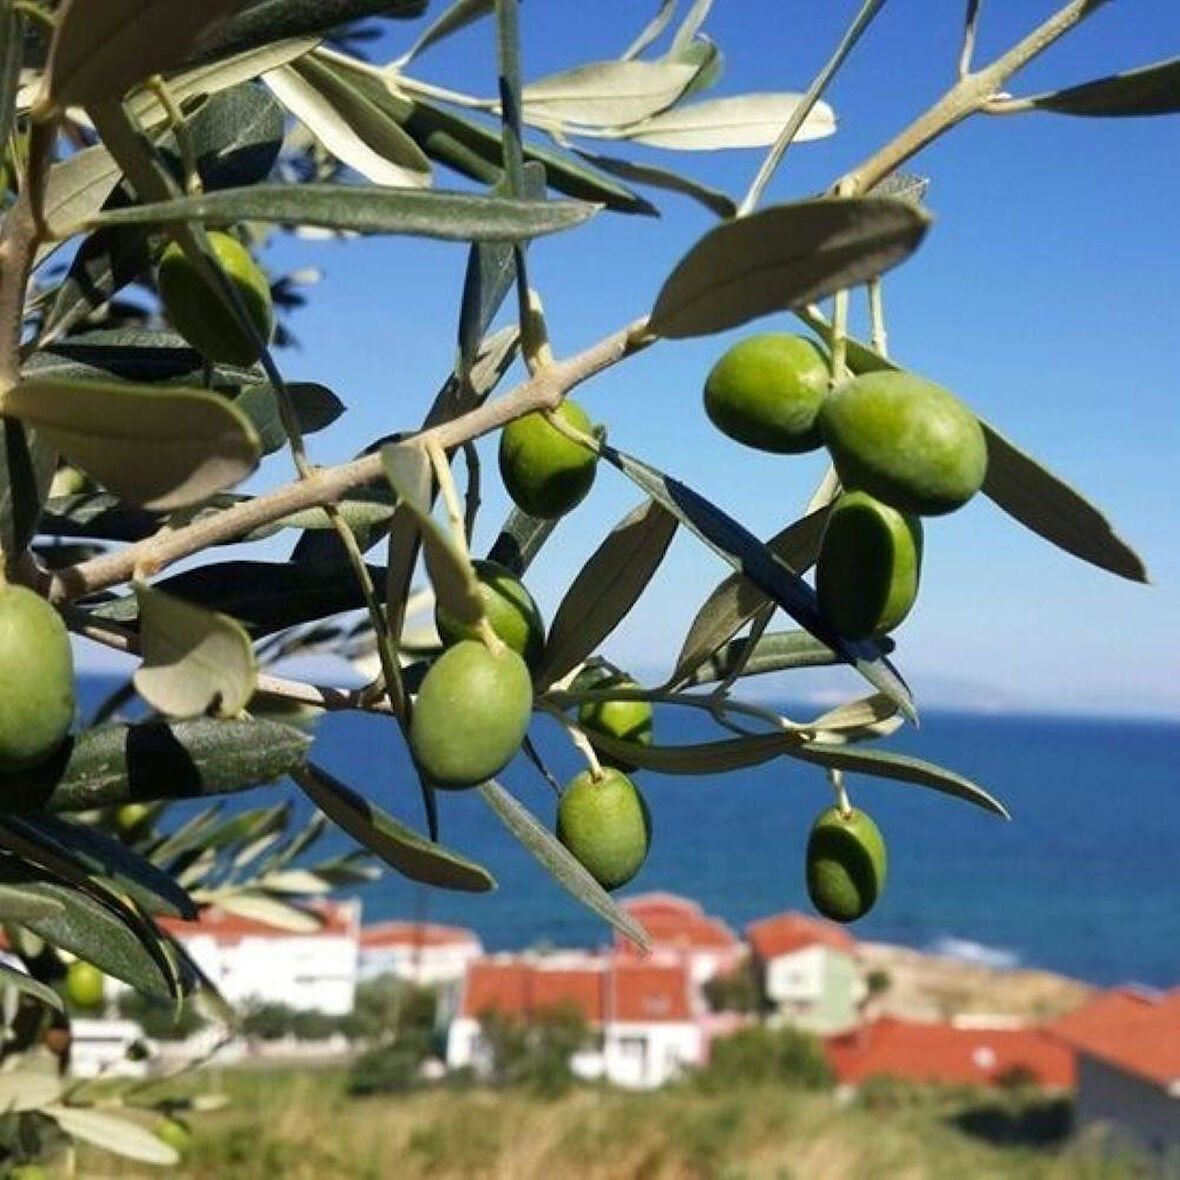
[765,945,826,1006]
[69,1019,150,1079]
[603,1022,703,1089]
[359,942,481,986]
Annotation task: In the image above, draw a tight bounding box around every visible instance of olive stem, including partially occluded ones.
[867,278,889,358]
[45,316,653,603]
[738,0,890,216]
[426,439,470,561]
[146,76,201,195]
[541,704,605,781]
[461,441,482,542]
[959,0,983,79]
[829,768,854,819]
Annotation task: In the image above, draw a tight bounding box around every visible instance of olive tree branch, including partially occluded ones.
[837,0,1112,194]
[46,317,653,602]
[959,0,983,79]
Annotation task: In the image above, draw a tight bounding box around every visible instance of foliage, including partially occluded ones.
[701,962,762,1014]
[0,0,1170,1169]
[478,1003,590,1097]
[118,990,206,1041]
[694,1024,834,1093]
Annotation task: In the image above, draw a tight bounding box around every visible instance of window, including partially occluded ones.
[617,1036,647,1062]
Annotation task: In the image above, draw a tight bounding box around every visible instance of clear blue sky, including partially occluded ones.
[88,2,1180,718]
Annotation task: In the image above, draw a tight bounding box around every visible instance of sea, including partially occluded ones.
[78,678,1180,991]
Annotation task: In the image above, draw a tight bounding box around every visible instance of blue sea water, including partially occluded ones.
[78,679,1179,990]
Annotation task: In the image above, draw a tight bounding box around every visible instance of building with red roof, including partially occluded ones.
[158,900,361,1015]
[614,893,744,985]
[446,952,704,1089]
[358,921,482,986]
[1048,987,1180,1160]
[826,1016,1075,1089]
[746,912,864,1033]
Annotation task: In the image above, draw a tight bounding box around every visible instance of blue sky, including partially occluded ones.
[85,2,1180,717]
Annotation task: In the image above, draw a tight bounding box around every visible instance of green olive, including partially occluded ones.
[65,960,105,1010]
[0,585,74,774]
[805,805,887,923]
[436,559,545,672]
[409,640,533,788]
[572,667,653,772]
[155,1117,193,1155]
[114,803,152,837]
[819,371,987,516]
[703,333,829,453]
[557,768,651,891]
[816,490,923,640]
[157,230,274,367]
[498,400,598,519]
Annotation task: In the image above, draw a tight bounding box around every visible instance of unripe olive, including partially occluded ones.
[409,640,533,788]
[816,490,923,640]
[65,960,105,1010]
[435,559,545,672]
[115,803,152,837]
[557,768,651,891]
[806,806,887,923]
[572,668,653,772]
[703,333,829,454]
[157,230,274,367]
[498,400,597,519]
[155,1117,193,1155]
[819,371,987,516]
[0,585,74,773]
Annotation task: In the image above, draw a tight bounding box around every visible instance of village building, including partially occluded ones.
[746,912,866,1032]
[159,900,361,1016]
[446,951,704,1089]
[614,893,745,986]
[825,1015,1075,1089]
[358,920,482,986]
[1048,986,1180,1162]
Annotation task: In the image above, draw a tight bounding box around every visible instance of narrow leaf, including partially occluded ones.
[214,891,322,932]
[675,628,872,688]
[3,378,261,511]
[486,506,558,576]
[45,1106,179,1165]
[0,962,65,1011]
[0,718,310,814]
[89,182,598,241]
[1029,58,1180,117]
[537,498,677,688]
[572,146,736,217]
[650,197,930,339]
[624,93,836,149]
[1,419,57,558]
[522,59,697,127]
[397,0,495,66]
[295,763,495,892]
[0,1071,64,1113]
[604,446,914,719]
[478,780,649,949]
[134,585,258,719]
[621,0,679,60]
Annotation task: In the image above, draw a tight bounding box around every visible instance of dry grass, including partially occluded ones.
[78,1069,1148,1180]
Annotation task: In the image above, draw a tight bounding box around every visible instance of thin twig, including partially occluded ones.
[959,0,983,78]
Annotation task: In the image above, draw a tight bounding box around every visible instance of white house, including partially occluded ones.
[447,951,704,1089]
[1050,987,1180,1162]
[69,1018,152,1079]
[159,899,361,1016]
[614,893,745,987]
[358,921,482,986]
[746,912,865,1034]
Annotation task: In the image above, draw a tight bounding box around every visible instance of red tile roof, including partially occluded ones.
[746,912,856,961]
[158,900,359,945]
[1049,987,1180,1089]
[359,921,479,950]
[460,955,692,1025]
[826,1017,1075,1089]
[615,896,739,957]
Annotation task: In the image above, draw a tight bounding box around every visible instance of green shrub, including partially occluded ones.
[346,1044,423,1096]
[479,1003,589,1098]
[696,1025,834,1093]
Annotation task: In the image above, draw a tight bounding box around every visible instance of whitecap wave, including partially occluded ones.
[928,936,1020,970]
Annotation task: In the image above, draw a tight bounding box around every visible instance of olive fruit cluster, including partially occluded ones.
[0,584,75,774]
[703,333,987,643]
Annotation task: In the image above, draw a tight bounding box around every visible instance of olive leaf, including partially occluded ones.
[674,628,875,689]
[89,183,599,242]
[536,498,678,689]
[486,506,559,576]
[522,59,698,128]
[0,962,65,1011]
[571,146,736,217]
[2,378,261,511]
[42,0,248,112]
[0,2,22,150]
[295,762,495,892]
[668,509,829,687]
[1,419,57,559]
[0,880,66,924]
[1026,57,1180,118]
[187,0,425,69]
[623,93,836,150]
[478,779,649,950]
[133,585,258,720]
[395,0,496,67]
[45,1105,179,1166]
[650,197,930,338]
[0,718,310,814]
[0,1071,65,1112]
[215,890,323,932]
[381,443,483,627]
[264,57,432,188]
[604,447,913,718]
[982,422,1148,583]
